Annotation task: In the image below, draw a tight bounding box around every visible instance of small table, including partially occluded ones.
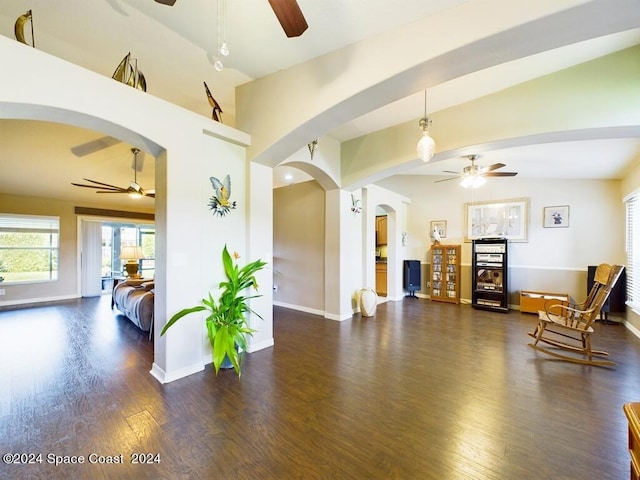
[623,402,640,480]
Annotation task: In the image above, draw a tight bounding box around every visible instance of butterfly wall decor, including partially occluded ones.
[208,174,236,217]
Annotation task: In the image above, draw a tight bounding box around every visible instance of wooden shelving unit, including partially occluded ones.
[430,244,460,304]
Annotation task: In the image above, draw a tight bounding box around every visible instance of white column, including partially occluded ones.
[247,162,274,352]
[325,189,363,320]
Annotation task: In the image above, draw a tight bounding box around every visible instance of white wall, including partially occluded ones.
[376,175,624,301]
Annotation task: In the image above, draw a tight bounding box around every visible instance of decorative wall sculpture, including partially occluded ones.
[208,174,236,217]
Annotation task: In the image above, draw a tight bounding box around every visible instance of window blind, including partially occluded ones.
[626,194,639,309]
[0,213,59,234]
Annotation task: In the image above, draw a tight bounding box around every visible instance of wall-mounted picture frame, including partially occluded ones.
[464,197,529,242]
[543,205,569,228]
[430,220,447,239]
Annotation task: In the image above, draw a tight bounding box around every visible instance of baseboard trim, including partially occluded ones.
[247,338,274,352]
[273,301,324,317]
[0,294,80,309]
[324,312,352,322]
[150,361,204,384]
[624,320,640,340]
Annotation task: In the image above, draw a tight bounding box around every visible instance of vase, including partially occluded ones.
[359,288,378,317]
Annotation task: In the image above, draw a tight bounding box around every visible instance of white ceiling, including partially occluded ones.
[0,0,639,204]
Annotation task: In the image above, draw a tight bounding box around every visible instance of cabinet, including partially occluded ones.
[430,245,460,304]
[624,403,640,480]
[375,262,387,296]
[520,291,568,314]
[472,238,509,312]
[376,215,387,245]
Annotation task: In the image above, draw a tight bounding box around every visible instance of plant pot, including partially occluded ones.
[219,344,242,370]
[359,288,378,317]
[220,354,234,369]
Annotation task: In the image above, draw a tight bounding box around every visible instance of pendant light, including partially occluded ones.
[214,0,228,71]
[417,90,435,162]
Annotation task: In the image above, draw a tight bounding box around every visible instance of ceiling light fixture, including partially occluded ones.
[214,0,228,71]
[417,89,435,162]
[460,174,486,189]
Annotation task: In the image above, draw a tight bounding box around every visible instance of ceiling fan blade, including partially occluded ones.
[96,191,129,194]
[79,178,126,190]
[71,183,122,191]
[442,170,460,175]
[434,177,460,183]
[267,0,308,37]
[145,192,156,198]
[154,0,177,5]
[484,172,518,177]
[484,162,506,172]
[70,136,121,157]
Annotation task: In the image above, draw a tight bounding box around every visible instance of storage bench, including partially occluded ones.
[520,290,569,314]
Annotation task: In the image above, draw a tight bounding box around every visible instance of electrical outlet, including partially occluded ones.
[0,289,5,295]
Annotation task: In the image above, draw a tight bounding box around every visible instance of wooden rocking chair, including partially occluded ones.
[527,264,625,366]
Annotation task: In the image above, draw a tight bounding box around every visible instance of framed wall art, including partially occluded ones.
[464,198,529,242]
[543,205,569,228]
[430,220,447,239]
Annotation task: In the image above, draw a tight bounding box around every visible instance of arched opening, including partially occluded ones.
[0,114,164,365]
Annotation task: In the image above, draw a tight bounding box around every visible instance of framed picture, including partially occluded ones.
[464,198,529,242]
[543,205,569,228]
[430,220,447,239]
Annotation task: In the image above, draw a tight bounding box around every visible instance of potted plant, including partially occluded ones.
[160,244,267,376]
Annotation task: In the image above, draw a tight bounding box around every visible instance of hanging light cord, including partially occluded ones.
[424,89,427,121]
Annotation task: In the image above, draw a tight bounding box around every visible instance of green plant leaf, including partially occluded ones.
[160,305,207,336]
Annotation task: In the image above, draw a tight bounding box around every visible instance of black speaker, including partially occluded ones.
[404,260,421,297]
[587,265,626,319]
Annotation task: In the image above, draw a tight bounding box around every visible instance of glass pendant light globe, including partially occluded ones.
[473,176,487,188]
[417,131,436,162]
[219,42,229,56]
[214,59,224,72]
[460,175,473,188]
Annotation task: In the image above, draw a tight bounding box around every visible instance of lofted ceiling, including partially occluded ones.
[0,0,639,204]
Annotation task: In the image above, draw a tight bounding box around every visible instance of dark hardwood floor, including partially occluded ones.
[1,296,640,479]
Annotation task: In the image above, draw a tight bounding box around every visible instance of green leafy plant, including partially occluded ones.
[160,245,267,376]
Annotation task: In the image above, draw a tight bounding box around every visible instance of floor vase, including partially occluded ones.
[359,288,378,317]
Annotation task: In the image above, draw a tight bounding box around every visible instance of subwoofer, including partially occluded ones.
[404,260,421,298]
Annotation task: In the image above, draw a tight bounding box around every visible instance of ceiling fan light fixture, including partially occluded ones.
[460,174,486,189]
[416,90,435,162]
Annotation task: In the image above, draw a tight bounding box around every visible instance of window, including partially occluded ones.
[0,214,59,284]
[625,192,640,311]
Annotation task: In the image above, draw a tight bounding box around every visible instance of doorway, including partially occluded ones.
[100,222,155,292]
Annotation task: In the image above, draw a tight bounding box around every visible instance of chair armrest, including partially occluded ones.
[541,304,597,330]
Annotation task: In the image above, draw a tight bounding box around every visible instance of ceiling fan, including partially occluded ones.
[154,0,308,38]
[71,148,155,198]
[435,154,518,188]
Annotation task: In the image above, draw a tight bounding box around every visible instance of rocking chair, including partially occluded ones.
[527,264,625,366]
